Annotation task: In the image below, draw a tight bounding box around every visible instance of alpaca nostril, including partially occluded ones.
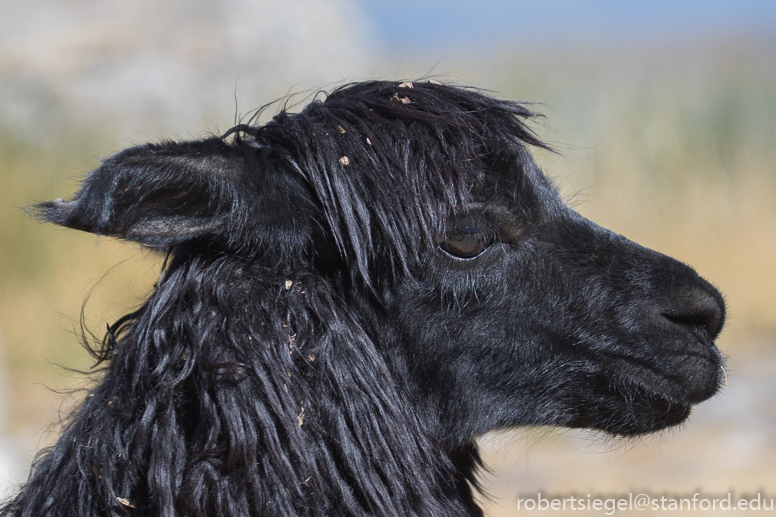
[664,313,715,341]
[663,285,725,340]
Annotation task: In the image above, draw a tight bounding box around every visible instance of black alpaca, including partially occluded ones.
[5,81,725,516]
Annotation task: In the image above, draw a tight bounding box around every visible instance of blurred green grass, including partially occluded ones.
[1,42,775,438]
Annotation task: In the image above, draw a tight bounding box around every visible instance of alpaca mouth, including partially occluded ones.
[611,352,722,403]
[594,354,721,434]
[564,350,721,435]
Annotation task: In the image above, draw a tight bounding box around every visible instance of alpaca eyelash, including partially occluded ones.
[438,226,497,259]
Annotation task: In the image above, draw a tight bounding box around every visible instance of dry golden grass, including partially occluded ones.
[0,135,162,437]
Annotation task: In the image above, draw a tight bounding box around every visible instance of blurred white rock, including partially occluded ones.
[0,0,376,138]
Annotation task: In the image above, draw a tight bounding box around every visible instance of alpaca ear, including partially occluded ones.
[33,138,312,252]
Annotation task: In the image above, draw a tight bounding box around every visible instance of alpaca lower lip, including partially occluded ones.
[567,396,691,434]
[629,398,692,432]
[608,350,721,404]
[632,394,690,419]
[570,381,694,435]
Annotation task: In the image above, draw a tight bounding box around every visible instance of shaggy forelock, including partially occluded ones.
[226,81,548,284]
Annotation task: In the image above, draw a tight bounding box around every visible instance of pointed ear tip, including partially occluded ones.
[26,198,77,225]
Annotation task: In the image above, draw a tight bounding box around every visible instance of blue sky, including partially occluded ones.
[358,0,776,51]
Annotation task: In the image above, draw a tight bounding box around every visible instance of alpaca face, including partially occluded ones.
[392,158,725,443]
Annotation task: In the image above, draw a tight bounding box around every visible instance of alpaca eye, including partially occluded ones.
[439,227,494,258]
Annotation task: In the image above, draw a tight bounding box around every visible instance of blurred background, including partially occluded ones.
[0,0,774,514]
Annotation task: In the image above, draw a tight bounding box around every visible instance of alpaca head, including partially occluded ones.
[38,80,725,441]
[26,80,725,515]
